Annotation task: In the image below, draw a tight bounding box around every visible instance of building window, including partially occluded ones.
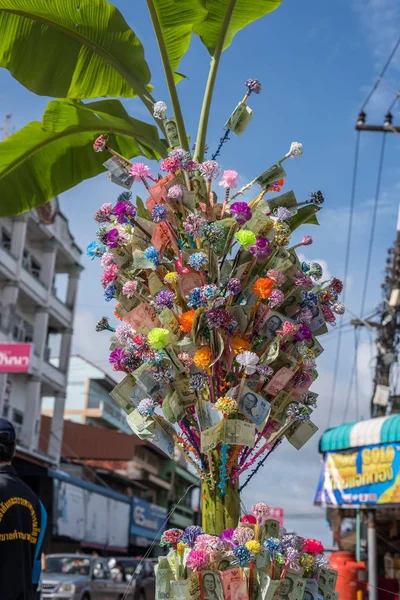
[22,249,42,280]
[11,315,34,343]
[135,447,159,469]
[12,409,23,425]
[1,228,11,252]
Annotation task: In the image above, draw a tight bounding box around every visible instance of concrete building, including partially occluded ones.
[0,199,82,464]
[42,355,131,434]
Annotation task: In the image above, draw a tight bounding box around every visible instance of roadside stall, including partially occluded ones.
[316,414,400,600]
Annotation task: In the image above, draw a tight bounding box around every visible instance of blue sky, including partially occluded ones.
[1,0,400,543]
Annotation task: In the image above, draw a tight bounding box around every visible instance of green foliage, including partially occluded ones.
[0,99,166,216]
[0,0,153,101]
[290,206,320,232]
[152,0,282,73]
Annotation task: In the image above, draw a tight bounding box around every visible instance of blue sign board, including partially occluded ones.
[130,497,167,540]
[315,442,400,507]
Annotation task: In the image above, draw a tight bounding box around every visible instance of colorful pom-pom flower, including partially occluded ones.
[235,230,256,250]
[193,347,213,370]
[253,277,274,299]
[147,328,170,350]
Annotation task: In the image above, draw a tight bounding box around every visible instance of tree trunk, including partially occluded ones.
[201,457,240,534]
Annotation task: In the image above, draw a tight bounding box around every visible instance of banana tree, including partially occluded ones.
[0,0,282,216]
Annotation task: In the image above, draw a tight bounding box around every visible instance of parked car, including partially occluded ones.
[40,554,125,600]
[108,557,155,600]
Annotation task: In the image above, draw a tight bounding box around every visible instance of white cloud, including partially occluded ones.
[353,0,400,118]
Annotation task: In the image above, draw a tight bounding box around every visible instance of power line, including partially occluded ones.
[359,134,387,317]
[361,35,400,111]
[326,131,361,428]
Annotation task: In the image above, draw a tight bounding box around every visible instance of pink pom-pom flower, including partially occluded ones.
[267,269,286,287]
[301,235,313,246]
[93,135,106,152]
[160,528,183,550]
[276,321,296,338]
[186,549,209,571]
[251,502,270,525]
[130,163,153,181]
[219,170,238,189]
[122,281,138,298]
[101,264,119,288]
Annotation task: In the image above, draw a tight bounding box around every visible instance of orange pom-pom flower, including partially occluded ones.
[253,277,274,299]
[193,347,213,370]
[180,309,196,333]
[232,337,251,356]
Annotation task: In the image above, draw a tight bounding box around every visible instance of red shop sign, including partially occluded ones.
[0,343,33,373]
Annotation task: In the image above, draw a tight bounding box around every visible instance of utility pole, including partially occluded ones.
[2,113,12,140]
[349,112,400,418]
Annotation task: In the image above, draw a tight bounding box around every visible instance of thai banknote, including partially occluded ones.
[155,565,174,600]
[200,570,224,600]
[262,520,280,542]
[151,419,175,458]
[261,576,281,600]
[305,579,319,600]
[168,391,186,423]
[158,309,182,345]
[285,420,318,450]
[197,399,222,430]
[318,568,338,594]
[266,190,298,214]
[174,373,197,405]
[110,376,138,415]
[256,164,287,190]
[126,409,155,439]
[265,368,296,397]
[224,420,255,447]
[201,420,256,452]
[103,156,134,189]
[324,592,339,600]
[225,103,254,135]
[238,387,271,429]
[201,421,225,453]
[219,568,249,600]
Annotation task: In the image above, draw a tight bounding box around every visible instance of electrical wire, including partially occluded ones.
[354,328,360,420]
[359,133,387,317]
[326,132,361,428]
[361,35,400,111]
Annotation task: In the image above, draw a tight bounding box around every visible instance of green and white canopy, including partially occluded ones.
[320,414,400,453]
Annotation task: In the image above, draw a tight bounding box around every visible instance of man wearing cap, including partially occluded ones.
[0,418,47,599]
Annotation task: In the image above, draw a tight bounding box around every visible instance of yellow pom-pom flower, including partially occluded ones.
[245,540,261,554]
[234,230,256,250]
[193,346,213,370]
[164,271,180,284]
[177,541,188,556]
[148,327,170,350]
[214,397,238,417]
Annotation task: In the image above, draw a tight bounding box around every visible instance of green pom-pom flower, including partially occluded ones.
[234,230,256,250]
[148,327,170,350]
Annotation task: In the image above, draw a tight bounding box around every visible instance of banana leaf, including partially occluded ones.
[0,0,153,102]
[0,99,166,216]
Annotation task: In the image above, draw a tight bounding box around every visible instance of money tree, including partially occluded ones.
[90,148,341,534]
[0,0,344,537]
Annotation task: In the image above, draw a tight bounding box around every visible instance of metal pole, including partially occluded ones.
[356,508,361,562]
[368,510,377,600]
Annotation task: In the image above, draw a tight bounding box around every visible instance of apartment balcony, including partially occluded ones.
[49,293,73,329]
[42,359,66,391]
[20,266,48,305]
[0,245,17,280]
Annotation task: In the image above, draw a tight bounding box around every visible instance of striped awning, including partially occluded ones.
[320,414,400,453]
